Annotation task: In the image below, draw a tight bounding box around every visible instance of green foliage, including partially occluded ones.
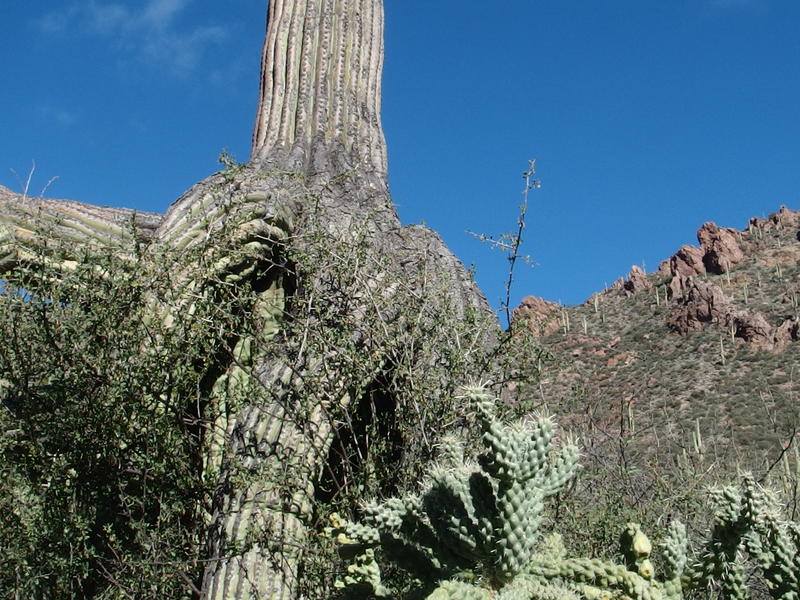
[330,386,800,600]
[0,230,259,598]
[265,193,553,596]
[217,148,245,182]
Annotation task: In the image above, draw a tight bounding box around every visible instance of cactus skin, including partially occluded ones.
[660,521,688,599]
[329,387,799,600]
[427,581,491,600]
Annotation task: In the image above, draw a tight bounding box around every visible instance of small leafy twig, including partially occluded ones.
[468,159,540,327]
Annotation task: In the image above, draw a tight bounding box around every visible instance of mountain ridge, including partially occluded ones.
[513,204,800,470]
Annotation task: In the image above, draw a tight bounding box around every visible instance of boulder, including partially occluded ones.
[772,205,799,227]
[668,245,706,277]
[696,222,744,274]
[512,296,561,336]
[727,311,774,351]
[623,265,652,295]
[667,278,730,334]
[774,318,800,351]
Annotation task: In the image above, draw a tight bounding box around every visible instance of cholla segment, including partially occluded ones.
[661,520,688,580]
[739,479,799,600]
[687,475,799,600]
[529,558,661,600]
[328,385,580,593]
[426,580,491,600]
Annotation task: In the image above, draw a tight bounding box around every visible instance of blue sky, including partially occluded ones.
[2,1,799,313]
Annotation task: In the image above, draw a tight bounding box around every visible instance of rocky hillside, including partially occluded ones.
[513,205,800,473]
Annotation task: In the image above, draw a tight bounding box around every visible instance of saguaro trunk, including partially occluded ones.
[251,0,387,177]
[1,2,492,599]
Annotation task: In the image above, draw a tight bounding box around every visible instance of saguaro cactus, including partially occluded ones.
[1,2,491,599]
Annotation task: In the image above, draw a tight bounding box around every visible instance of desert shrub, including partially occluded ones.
[0,244,227,598]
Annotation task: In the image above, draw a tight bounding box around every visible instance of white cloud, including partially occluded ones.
[37,9,73,34]
[37,0,228,76]
[142,24,228,72]
[142,0,188,28]
[37,105,79,128]
[85,3,129,35]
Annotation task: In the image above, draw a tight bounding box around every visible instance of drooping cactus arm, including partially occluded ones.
[0,186,162,272]
[201,340,397,600]
[251,0,387,177]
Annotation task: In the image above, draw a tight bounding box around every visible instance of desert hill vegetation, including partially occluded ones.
[510,205,800,564]
[515,205,799,466]
[1,1,798,599]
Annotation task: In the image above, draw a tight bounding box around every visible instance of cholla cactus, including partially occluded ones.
[688,476,799,600]
[327,386,799,600]
[326,384,580,595]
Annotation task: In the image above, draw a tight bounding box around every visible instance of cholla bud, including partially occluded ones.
[638,559,654,580]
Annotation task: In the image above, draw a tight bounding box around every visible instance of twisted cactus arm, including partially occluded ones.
[0,185,161,272]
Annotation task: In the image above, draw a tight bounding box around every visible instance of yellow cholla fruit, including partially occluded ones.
[337,532,354,545]
[632,529,652,559]
[329,513,343,529]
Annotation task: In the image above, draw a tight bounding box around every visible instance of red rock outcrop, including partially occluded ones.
[623,265,652,295]
[668,274,688,299]
[667,278,730,334]
[667,277,796,351]
[728,311,774,351]
[775,318,800,351]
[512,296,561,336]
[696,222,744,274]
[520,205,798,353]
[661,221,743,281]
[662,245,706,278]
[750,205,800,233]
[771,205,800,229]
